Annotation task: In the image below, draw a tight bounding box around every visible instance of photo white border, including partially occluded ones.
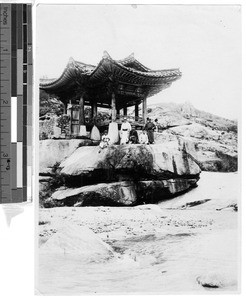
[0,1,244,299]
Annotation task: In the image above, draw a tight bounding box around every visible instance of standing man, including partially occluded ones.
[120,117,132,144]
[144,118,156,144]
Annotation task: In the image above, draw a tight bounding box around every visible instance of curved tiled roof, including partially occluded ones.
[117,52,150,72]
[40,51,181,100]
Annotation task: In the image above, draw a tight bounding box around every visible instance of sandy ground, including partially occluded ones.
[38,172,240,295]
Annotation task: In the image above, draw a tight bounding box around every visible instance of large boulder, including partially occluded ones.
[49,178,198,207]
[59,143,201,179]
[40,143,201,207]
[51,181,137,206]
[40,222,115,261]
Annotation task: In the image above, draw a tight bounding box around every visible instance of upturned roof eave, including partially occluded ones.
[39,53,182,91]
[89,52,182,80]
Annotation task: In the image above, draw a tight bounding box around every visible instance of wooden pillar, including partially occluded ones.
[69,106,73,135]
[142,96,147,123]
[123,106,127,116]
[67,101,72,135]
[92,101,97,118]
[79,95,85,125]
[91,103,94,119]
[67,100,72,115]
[111,92,116,121]
[135,103,139,120]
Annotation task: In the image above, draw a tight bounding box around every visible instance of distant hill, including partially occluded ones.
[147,102,237,133]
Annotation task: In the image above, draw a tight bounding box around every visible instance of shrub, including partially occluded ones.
[39,162,67,207]
[57,114,70,133]
[39,90,64,117]
[227,124,237,133]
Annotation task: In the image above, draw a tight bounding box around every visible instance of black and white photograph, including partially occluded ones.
[37,4,241,295]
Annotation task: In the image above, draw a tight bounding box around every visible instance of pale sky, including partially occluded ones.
[37,4,241,120]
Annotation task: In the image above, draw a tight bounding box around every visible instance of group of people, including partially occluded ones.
[120,117,158,145]
[99,117,158,149]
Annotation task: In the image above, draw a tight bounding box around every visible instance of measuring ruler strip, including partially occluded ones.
[0,3,11,203]
[0,3,32,203]
[11,4,24,202]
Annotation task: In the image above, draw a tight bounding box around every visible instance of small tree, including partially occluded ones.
[39,90,64,117]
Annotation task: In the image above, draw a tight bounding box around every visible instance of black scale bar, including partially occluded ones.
[11,4,17,202]
[17,4,23,202]
[23,4,27,201]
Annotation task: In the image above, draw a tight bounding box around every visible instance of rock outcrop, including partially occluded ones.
[51,181,137,206]
[59,143,200,178]
[144,102,238,172]
[41,143,200,207]
[154,127,237,172]
[47,178,198,207]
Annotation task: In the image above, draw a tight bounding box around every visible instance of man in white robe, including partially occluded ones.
[120,117,131,144]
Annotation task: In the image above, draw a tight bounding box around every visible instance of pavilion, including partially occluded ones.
[39,51,181,135]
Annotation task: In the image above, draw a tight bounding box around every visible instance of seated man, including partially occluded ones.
[99,130,110,150]
[129,125,139,144]
[139,130,149,144]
